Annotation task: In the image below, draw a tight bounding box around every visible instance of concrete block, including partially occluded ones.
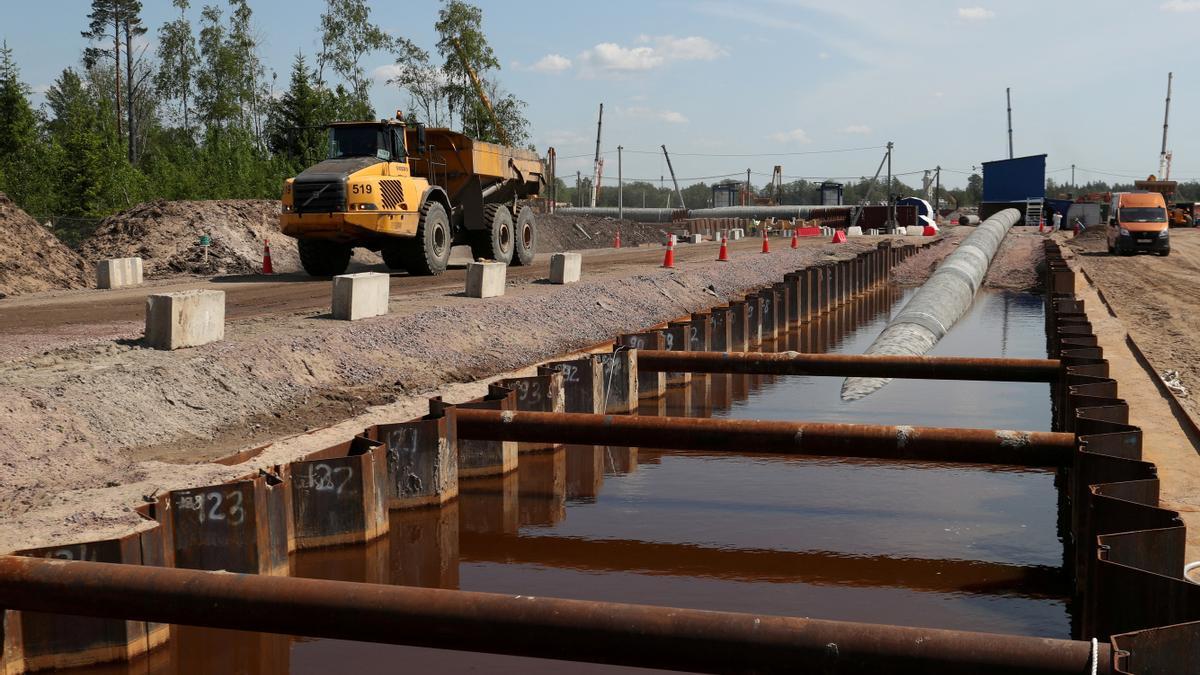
[906,226,925,236]
[96,257,143,289]
[144,289,225,350]
[688,234,703,244]
[549,252,581,284]
[729,228,743,240]
[847,226,864,237]
[331,272,389,321]
[467,261,506,298]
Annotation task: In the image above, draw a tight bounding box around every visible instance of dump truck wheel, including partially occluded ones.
[470,204,514,264]
[298,239,351,277]
[512,206,537,267]
[402,200,451,276]
[380,245,407,271]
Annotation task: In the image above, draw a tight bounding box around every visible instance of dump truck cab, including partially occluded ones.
[1107,191,1170,257]
[281,115,542,277]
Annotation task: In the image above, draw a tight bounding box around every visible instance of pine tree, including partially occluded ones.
[266,54,327,169]
[0,41,35,159]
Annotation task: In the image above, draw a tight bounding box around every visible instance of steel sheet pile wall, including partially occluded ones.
[7,239,1200,673]
[1041,240,1200,673]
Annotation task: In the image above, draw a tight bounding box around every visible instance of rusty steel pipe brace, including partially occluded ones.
[454,409,1074,467]
[0,556,1110,675]
[636,350,1063,382]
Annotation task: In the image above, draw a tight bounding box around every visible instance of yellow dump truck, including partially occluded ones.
[280,117,544,276]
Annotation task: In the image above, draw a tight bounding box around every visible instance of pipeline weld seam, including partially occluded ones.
[896,425,914,449]
[500,410,515,423]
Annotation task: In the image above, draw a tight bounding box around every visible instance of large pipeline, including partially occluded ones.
[841,208,1022,401]
[557,205,853,223]
[0,556,1111,674]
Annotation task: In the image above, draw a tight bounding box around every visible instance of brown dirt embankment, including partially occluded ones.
[78,199,300,278]
[0,193,91,297]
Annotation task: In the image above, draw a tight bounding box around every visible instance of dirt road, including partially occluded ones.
[1065,228,1200,423]
[0,238,786,347]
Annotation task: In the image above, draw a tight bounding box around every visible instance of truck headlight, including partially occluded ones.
[1159,229,1170,238]
[1119,227,1130,237]
[282,204,293,213]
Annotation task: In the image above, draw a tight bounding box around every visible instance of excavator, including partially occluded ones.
[279,39,544,276]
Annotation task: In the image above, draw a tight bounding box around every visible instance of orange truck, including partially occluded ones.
[1107,191,1170,257]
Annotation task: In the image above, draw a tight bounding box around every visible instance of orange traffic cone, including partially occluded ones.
[614,228,622,248]
[790,230,799,249]
[717,234,730,262]
[761,227,770,254]
[262,239,274,274]
[832,230,847,244]
[662,234,676,268]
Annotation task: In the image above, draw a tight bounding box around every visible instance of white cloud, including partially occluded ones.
[578,35,725,76]
[529,54,572,73]
[818,51,830,60]
[769,128,812,144]
[372,64,403,82]
[1162,0,1200,10]
[842,124,872,134]
[544,130,589,146]
[957,7,995,20]
[616,106,689,124]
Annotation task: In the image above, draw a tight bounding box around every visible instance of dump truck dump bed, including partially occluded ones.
[406,128,542,199]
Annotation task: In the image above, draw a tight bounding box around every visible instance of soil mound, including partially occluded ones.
[79,200,299,277]
[0,193,91,298]
[537,212,666,250]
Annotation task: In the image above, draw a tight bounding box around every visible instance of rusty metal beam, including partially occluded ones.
[454,409,1074,467]
[0,556,1109,675]
[636,350,1062,382]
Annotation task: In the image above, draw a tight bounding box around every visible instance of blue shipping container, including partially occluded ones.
[982,155,1046,202]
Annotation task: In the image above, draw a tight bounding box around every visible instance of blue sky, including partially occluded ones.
[4,0,1200,188]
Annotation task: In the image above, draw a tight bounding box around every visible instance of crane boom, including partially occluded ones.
[590,103,604,207]
[1159,71,1173,181]
[450,38,510,146]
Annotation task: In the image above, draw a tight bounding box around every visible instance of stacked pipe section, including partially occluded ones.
[840,208,1021,401]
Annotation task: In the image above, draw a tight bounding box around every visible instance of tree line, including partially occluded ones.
[0,0,530,244]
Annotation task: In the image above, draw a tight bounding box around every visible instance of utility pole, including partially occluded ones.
[591,103,604,207]
[662,145,686,210]
[886,141,894,228]
[617,145,624,221]
[547,148,557,213]
[1006,87,1014,159]
[934,165,941,220]
[1071,164,1076,189]
[745,168,751,206]
[576,171,582,208]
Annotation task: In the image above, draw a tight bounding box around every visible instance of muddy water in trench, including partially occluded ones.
[69,287,1066,674]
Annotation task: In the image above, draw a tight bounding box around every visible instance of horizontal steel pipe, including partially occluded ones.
[456,410,1073,467]
[636,350,1062,382]
[0,556,1108,675]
